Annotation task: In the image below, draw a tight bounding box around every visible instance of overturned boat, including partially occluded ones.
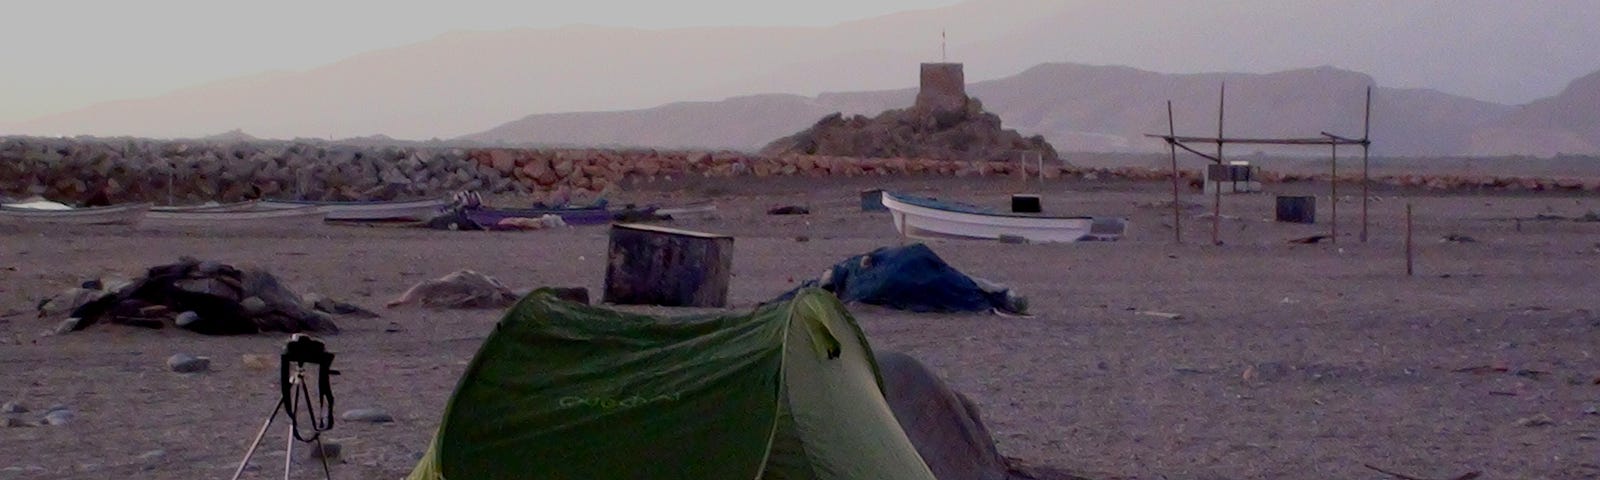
[880,192,1101,243]
[0,202,150,226]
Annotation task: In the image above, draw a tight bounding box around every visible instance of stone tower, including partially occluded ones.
[914,63,968,114]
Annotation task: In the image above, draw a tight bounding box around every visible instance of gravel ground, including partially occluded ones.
[2,176,1598,479]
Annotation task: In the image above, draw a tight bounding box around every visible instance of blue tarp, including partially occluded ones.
[774,243,1024,314]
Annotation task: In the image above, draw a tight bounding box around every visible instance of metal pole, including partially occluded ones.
[1405,202,1414,276]
[1331,142,1338,244]
[1361,86,1372,243]
[1167,100,1181,244]
[1214,83,1224,245]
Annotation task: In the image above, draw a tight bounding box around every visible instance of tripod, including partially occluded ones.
[230,362,335,480]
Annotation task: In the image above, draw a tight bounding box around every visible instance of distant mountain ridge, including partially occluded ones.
[11,0,1600,150]
[468,63,1517,156]
[1465,70,1600,157]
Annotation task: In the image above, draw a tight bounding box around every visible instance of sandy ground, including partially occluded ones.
[2,175,1599,480]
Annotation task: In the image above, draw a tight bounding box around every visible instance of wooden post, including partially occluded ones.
[1361,87,1372,243]
[1330,141,1338,244]
[603,224,734,307]
[1213,83,1224,246]
[1167,101,1181,244]
[1405,203,1414,276]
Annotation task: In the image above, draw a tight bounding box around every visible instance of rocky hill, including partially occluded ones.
[1465,70,1600,157]
[761,98,1057,163]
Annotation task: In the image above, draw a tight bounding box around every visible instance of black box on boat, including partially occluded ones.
[603,224,733,308]
[1011,194,1041,213]
[1275,195,1316,224]
[860,189,887,212]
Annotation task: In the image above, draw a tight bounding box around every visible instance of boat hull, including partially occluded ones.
[0,203,150,226]
[151,201,262,213]
[258,198,448,221]
[143,206,328,230]
[881,193,1094,243]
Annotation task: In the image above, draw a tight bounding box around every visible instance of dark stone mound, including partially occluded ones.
[760,98,1058,163]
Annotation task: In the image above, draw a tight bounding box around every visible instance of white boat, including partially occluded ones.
[880,192,1097,243]
[144,205,327,230]
[257,197,449,221]
[0,203,150,226]
[151,201,262,213]
[657,202,717,217]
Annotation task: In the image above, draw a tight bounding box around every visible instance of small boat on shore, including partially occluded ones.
[0,203,151,226]
[880,192,1099,243]
[657,202,717,218]
[258,197,449,222]
[151,201,262,213]
[143,205,327,230]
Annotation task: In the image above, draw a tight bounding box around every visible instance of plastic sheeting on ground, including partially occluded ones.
[775,243,1027,314]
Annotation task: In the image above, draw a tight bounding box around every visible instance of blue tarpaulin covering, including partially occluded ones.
[774,243,1025,314]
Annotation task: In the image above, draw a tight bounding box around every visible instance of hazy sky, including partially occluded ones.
[0,0,960,123]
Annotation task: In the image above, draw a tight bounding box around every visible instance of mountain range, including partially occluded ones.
[7,0,1600,157]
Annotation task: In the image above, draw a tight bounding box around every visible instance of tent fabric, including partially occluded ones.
[408,288,937,480]
[777,243,1024,314]
[876,351,1020,480]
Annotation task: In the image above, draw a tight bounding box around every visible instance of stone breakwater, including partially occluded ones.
[1,138,1597,205]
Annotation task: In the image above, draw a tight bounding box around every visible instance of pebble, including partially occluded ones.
[240,297,268,316]
[46,404,68,413]
[340,408,394,423]
[43,409,73,426]
[167,353,211,373]
[174,311,200,327]
[1,417,29,428]
[1515,414,1555,427]
[53,318,79,335]
[138,450,167,462]
[241,354,276,370]
[0,402,25,414]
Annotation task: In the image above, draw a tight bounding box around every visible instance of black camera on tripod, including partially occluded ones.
[234,334,342,480]
[280,334,338,419]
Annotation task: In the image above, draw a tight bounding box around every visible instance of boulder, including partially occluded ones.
[387,270,519,309]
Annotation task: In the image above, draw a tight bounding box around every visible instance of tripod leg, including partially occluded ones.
[230,402,283,480]
[283,421,295,480]
[313,437,335,480]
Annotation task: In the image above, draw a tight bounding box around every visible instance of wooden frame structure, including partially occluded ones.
[1147,84,1373,245]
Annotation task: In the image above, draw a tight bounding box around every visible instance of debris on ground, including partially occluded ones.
[496,215,567,230]
[1136,311,1184,320]
[1288,234,1333,244]
[766,205,810,215]
[1441,233,1477,243]
[772,243,1027,315]
[45,258,368,335]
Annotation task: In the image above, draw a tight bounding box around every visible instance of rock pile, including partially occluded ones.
[4,137,1600,205]
[44,257,371,335]
[759,98,1060,163]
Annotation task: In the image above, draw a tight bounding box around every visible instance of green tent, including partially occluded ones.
[408,288,938,480]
